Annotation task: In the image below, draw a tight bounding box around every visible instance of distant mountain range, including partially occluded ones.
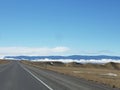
[4,55,120,60]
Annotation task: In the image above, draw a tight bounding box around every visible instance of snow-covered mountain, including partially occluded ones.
[4,55,120,64]
[4,55,120,60]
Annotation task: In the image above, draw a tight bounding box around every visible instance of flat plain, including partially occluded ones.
[22,61,120,89]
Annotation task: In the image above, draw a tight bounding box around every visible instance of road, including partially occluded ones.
[0,61,118,90]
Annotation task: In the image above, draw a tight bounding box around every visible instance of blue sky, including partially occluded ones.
[0,0,120,56]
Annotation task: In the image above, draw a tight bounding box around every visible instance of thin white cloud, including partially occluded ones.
[75,50,115,55]
[0,47,70,58]
[52,47,69,52]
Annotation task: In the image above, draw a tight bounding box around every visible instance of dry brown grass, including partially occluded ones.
[21,61,120,89]
[0,59,11,64]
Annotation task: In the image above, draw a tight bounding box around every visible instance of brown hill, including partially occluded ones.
[65,62,82,67]
[104,62,120,70]
[64,62,120,70]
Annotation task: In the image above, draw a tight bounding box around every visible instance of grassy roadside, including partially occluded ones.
[21,60,120,89]
[0,59,11,64]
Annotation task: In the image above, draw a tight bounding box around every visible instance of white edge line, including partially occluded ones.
[21,65,54,90]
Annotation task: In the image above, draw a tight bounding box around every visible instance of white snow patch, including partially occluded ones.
[31,59,120,64]
[31,58,75,63]
[101,73,118,77]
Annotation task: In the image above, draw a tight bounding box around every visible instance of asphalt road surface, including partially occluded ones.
[0,61,119,90]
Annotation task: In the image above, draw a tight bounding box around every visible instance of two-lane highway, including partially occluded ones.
[0,61,50,90]
[0,61,118,90]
